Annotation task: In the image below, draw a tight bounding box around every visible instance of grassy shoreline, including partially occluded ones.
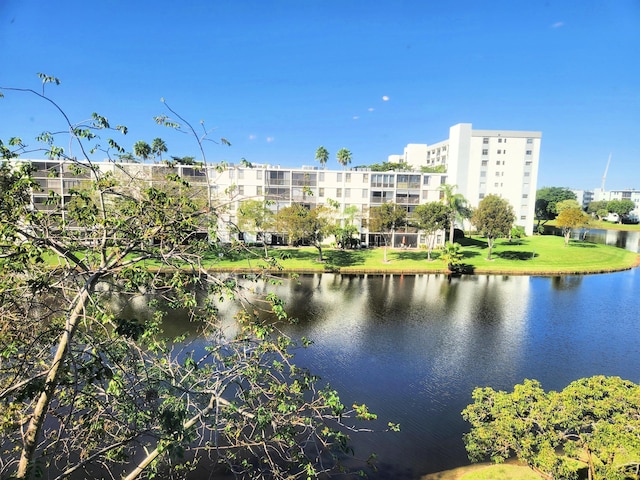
[206,235,639,276]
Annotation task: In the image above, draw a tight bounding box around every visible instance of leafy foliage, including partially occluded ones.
[556,207,590,245]
[535,187,577,229]
[275,204,335,261]
[0,75,383,480]
[439,184,470,242]
[607,199,636,224]
[463,376,640,480]
[471,194,515,260]
[314,145,329,168]
[368,202,407,262]
[412,201,449,260]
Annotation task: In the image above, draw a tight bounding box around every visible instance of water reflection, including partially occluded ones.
[158,269,640,479]
[545,226,640,252]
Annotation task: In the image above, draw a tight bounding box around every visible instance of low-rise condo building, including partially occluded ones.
[9,123,543,246]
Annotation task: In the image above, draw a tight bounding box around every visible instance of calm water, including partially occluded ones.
[545,226,640,252]
[232,270,640,479]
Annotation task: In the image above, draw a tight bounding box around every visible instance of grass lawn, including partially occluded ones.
[206,235,639,275]
[421,462,542,480]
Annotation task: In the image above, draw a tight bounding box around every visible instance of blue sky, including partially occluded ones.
[1,1,638,191]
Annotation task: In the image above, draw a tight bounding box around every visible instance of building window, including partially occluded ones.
[346,173,351,182]
[363,173,368,182]
[229,170,234,179]
[524,172,530,177]
[522,194,528,198]
[237,169,244,179]
[521,215,527,220]
[337,173,342,182]
[336,188,342,198]
[495,183,499,187]
[257,186,262,195]
[496,161,500,165]
[483,138,489,144]
[256,170,263,180]
[526,150,532,155]
[527,138,533,144]
[479,193,485,199]
[525,161,532,166]
[480,171,486,177]
[482,149,488,155]
[497,149,502,154]
[498,138,503,143]
[362,188,368,198]
[238,185,244,195]
[319,187,324,197]
[345,188,351,198]
[481,160,488,166]
[496,172,501,177]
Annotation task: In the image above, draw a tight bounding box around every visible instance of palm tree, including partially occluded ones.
[336,148,352,169]
[440,241,463,272]
[315,146,329,169]
[151,137,168,162]
[439,184,469,242]
[133,140,152,163]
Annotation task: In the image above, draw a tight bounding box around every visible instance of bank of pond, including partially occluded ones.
[206,233,639,276]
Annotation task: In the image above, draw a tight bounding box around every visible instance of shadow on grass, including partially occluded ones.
[495,250,539,261]
[394,250,430,261]
[568,241,598,248]
[323,249,367,267]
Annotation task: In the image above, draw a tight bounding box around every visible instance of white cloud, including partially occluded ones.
[368,107,375,112]
[551,21,564,28]
[248,134,257,141]
[382,95,390,101]
[266,136,274,143]
[352,115,359,120]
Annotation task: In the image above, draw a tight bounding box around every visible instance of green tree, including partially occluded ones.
[0,75,382,480]
[535,187,577,230]
[412,201,449,260]
[151,137,168,161]
[555,198,582,215]
[315,145,329,168]
[237,199,274,244]
[587,200,609,220]
[463,376,640,480]
[368,202,407,262]
[439,184,470,242]
[336,147,352,169]
[333,204,360,248]
[471,194,515,260]
[275,204,335,261]
[133,139,152,162]
[607,199,636,224]
[556,207,590,245]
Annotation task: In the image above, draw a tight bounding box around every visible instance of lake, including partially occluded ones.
[236,269,640,479]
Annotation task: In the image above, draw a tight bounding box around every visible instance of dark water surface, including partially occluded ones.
[240,270,640,479]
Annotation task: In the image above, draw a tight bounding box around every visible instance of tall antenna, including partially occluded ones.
[601,153,612,191]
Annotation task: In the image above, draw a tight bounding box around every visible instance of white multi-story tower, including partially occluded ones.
[396,123,542,235]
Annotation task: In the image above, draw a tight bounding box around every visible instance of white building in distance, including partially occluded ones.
[390,123,542,235]
[8,123,542,246]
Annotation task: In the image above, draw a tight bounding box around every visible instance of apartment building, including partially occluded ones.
[593,187,640,222]
[10,123,542,246]
[391,123,542,235]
